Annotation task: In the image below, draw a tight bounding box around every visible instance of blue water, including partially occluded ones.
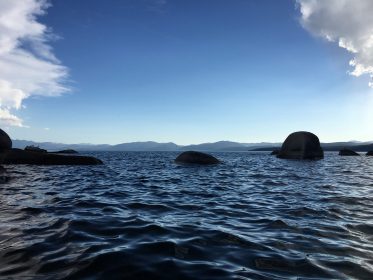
[0,152,372,279]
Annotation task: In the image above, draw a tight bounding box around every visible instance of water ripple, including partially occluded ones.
[0,151,372,279]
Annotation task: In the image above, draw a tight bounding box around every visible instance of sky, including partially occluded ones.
[1,0,373,145]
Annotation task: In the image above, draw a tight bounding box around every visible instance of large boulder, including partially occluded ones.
[339,149,360,156]
[175,151,220,165]
[0,129,12,151]
[367,151,373,156]
[277,131,324,160]
[0,149,102,165]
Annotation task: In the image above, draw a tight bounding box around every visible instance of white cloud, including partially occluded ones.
[0,108,24,127]
[0,0,69,127]
[0,80,26,109]
[297,0,373,87]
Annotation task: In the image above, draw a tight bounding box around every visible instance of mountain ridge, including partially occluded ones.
[11,139,373,152]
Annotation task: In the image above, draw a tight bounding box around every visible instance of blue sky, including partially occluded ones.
[2,0,373,144]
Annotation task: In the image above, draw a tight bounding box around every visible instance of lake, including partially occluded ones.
[0,152,372,279]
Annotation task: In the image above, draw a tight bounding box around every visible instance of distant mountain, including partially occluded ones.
[250,141,373,152]
[12,140,181,151]
[110,141,179,151]
[182,141,248,151]
[322,143,373,152]
[12,139,373,152]
[12,139,280,152]
[181,141,280,151]
[12,140,111,151]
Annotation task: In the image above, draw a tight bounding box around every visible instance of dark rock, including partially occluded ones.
[277,131,324,160]
[25,145,47,153]
[52,149,79,154]
[0,149,102,165]
[270,149,280,155]
[367,151,373,156]
[339,149,360,156]
[175,151,220,165]
[0,129,12,151]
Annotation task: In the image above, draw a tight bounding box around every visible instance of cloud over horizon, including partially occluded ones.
[0,0,69,127]
[297,0,373,87]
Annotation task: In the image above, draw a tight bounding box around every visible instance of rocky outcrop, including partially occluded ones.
[0,128,102,165]
[0,129,12,151]
[25,145,47,153]
[175,151,220,165]
[367,151,373,156]
[277,131,324,160]
[339,149,360,156]
[0,149,102,165]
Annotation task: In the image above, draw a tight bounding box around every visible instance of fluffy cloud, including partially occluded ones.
[0,0,69,127]
[297,0,373,87]
[0,108,24,127]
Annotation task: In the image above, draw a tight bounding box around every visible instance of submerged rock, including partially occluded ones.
[367,151,373,156]
[0,129,12,151]
[175,151,220,165]
[0,149,102,165]
[339,149,360,156]
[277,131,324,160]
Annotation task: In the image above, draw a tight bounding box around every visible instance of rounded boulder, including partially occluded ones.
[339,149,360,156]
[277,131,324,160]
[175,151,220,165]
[0,129,12,150]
